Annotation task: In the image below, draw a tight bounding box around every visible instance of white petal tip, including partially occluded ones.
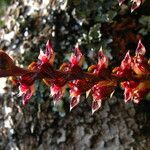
[131,9,134,13]
[92,109,96,115]
[69,96,80,112]
[110,91,115,98]
[86,90,91,98]
[53,101,56,106]
[70,106,73,112]
[100,46,103,51]
[91,100,102,115]
[75,43,79,48]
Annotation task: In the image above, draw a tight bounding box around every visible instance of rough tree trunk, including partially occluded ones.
[0,95,150,150]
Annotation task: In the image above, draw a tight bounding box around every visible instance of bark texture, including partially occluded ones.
[0,96,150,150]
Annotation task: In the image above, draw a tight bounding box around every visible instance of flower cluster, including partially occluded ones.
[0,39,149,114]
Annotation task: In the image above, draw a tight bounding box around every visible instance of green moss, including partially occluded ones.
[0,0,11,15]
[0,0,11,27]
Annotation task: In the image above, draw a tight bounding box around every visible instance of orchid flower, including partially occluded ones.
[121,80,150,103]
[88,49,108,76]
[69,44,85,110]
[88,49,116,114]
[19,84,35,106]
[132,40,150,75]
[131,0,143,12]
[118,0,144,12]
[38,40,55,65]
[92,80,117,114]
[113,51,133,78]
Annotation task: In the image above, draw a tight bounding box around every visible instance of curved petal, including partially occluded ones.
[38,40,55,65]
[50,85,66,104]
[46,40,55,65]
[92,100,102,114]
[118,0,126,6]
[70,95,80,111]
[98,50,108,69]
[23,89,33,106]
[124,89,132,103]
[70,44,84,67]
[135,40,146,56]
[121,51,132,69]
[19,84,35,106]
[131,0,143,12]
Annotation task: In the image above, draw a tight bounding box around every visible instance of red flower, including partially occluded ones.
[121,80,138,102]
[113,51,132,78]
[18,70,39,105]
[69,49,111,112]
[88,50,108,76]
[132,40,150,75]
[69,79,82,111]
[87,50,116,114]
[70,43,84,67]
[131,0,143,12]
[92,80,117,114]
[69,80,81,111]
[38,40,55,65]
[50,84,66,105]
[135,39,146,56]
[118,0,144,12]
[0,50,37,106]
[92,101,102,115]
[97,50,109,73]
[68,44,85,110]
[19,84,35,106]
[121,80,150,103]
[38,41,64,104]
[70,96,80,111]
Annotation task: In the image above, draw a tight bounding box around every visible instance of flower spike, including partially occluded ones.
[0,40,150,113]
